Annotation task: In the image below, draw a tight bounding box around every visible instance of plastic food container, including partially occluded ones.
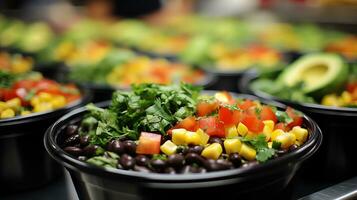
[44,94,322,200]
[239,74,357,181]
[0,87,91,193]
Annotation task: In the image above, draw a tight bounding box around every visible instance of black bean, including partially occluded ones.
[123,140,137,155]
[185,153,205,165]
[150,159,166,170]
[276,149,288,156]
[108,140,125,155]
[120,154,135,170]
[167,154,184,168]
[204,159,222,171]
[64,146,83,156]
[83,145,102,156]
[216,159,233,170]
[209,137,223,146]
[66,125,78,136]
[289,144,298,152]
[164,167,176,174]
[64,134,80,146]
[196,167,207,173]
[242,161,259,168]
[80,135,90,147]
[229,153,242,167]
[176,146,188,155]
[188,145,204,154]
[134,165,151,173]
[135,155,150,166]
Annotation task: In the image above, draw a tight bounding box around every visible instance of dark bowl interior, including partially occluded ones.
[0,87,91,193]
[44,93,322,200]
[239,74,357,182]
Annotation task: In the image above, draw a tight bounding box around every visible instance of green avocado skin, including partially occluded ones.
[276,54,349,99]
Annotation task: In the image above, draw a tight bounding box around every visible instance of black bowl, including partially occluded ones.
[239,74,357,182]
[0,87,91,193]
[44,93,322,200]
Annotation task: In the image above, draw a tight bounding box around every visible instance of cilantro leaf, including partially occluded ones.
[241,134,276,163]
[275,110,293,124]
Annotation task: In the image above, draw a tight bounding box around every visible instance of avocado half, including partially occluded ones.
[277,53,348,98]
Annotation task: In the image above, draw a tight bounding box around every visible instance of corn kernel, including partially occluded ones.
[274,133,296,149]
[237,122,248,136]
[160,140,178,156]
[290,126,308,144]
[341,91,352,104]
[239,143,256,161]
[51,95,66,109]
[6,98,21,110]
[268,142,273,148]
[21,110,31,116]
[196,128,209,145]
[30,96,40,106]
[321,94,339,106]
[1,108,15,118]
[172,129,187,145]
[224,138,242,154]
[201,143,223,160]
[185,131,201,145]
[33,103,53,112]
[0,102,8,112]
[271,129,285,141]
[263,120,274,130]
[38,92,53,102]
[263,120,274,141]
[226,125,238,138]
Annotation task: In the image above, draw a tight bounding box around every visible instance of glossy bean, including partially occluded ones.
[134,165,151,173]
[66,125,78,136]
[83,145,102,156]
[80,135,90,147]
[216,159,233,170]
[135,155,150,166]
[209,137,223,146]
[164,167,176,174]
[64,134,80,146]
[185,153,205,165]
[120,154,135,169]
[167,154,184,168]
[108,140,125,154]
[122,140,136,155]
[64,146,83,156]
[289,144,298,152]
[229,153,242,167]
[188,145,204,154]
[150,159,166,170]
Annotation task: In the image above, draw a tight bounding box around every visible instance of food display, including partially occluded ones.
[250,53,356,108]
[69,50,207,88]
[0,51,34,74]
[0,71,81,119]
[60,83,310,173]
[325,36,357,60]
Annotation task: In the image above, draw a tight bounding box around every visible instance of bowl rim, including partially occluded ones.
[240,74,357,116]
[44,92,322,183]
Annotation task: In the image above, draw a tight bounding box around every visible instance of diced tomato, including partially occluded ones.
[197,101,218,117]
[136,132,161,155]
[198,116,225,137]
[218,106,242,126]
[238,99,255,110]
[286,107,303,128]
[175,116,198,131]
[241,114,264,133]
[260,106,277,123]
[274,122,289,132]
[346,82,357,93]
[2,88,17,101]
[13,80,36,90]
[35,79,61,95]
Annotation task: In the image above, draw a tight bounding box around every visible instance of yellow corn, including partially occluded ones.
[1,108,15,118]
[185,131,201,145]
[30,96,40,106]
[226,125,238,138]
[196,128,210,145]
[21,110,31,116]
[224,138,242,154]
[6,98,21,110]
[214,92,231,103]
[271,129,285,141]
[341,91,352,104]
[268,142,273,148]
[0,102,8,112]
[51,95,66,109]
[237,122,248,136]
[321,94,339,106]
[239,143,256,161]
[201,143,223,160]
[38,92,53,102]
[274,132,296,149]
[171,129,187,145]
[33,103,53,112]
[290,126,308,144]
[263,120,274,141]
[160,140,178,156]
